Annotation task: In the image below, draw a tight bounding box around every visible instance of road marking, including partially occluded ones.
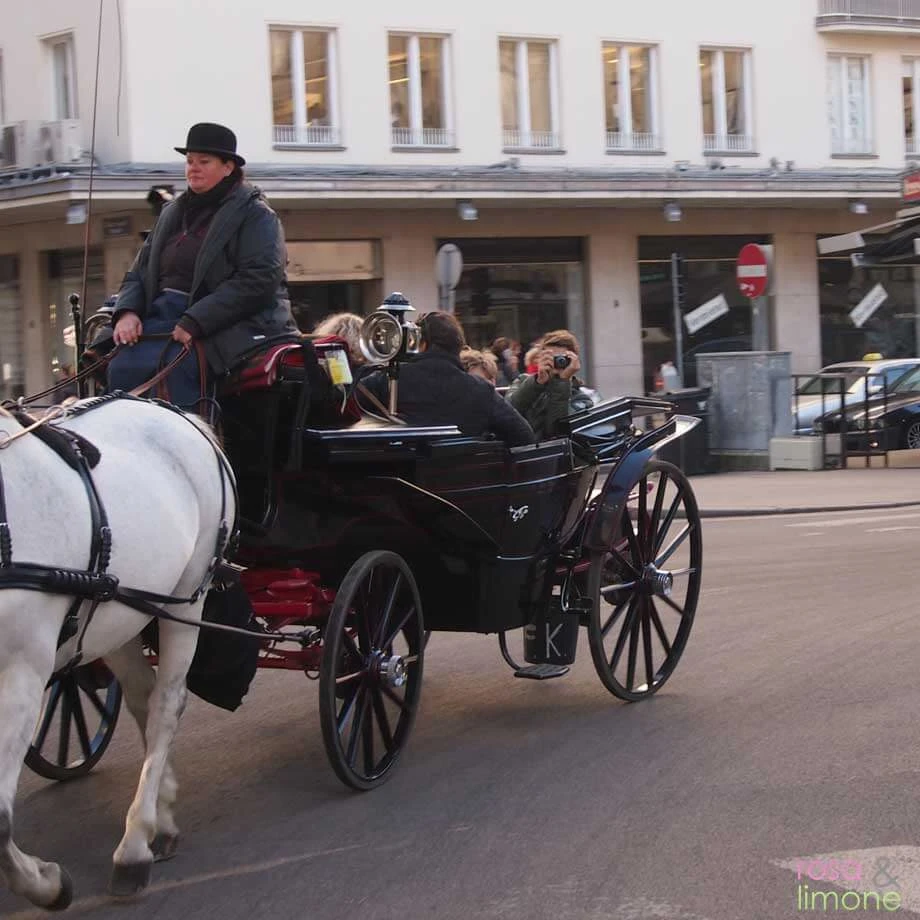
[2,843,366,920]
[774,846,920,915]
[787,512,920,529]
[867,526,920,533]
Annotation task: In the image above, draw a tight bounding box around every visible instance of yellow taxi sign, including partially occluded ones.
[862,352,883,361]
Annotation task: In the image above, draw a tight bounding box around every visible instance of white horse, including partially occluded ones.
[0,396,235,910]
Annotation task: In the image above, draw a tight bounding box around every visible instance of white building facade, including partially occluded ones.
[1,0,919,397]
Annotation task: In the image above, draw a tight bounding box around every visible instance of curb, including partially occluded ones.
[698,500,920,519]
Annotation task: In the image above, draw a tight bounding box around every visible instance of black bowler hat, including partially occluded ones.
[175,122,245,166]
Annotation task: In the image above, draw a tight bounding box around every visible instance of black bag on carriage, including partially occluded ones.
[144,580,262,712]
[185,581,262,712]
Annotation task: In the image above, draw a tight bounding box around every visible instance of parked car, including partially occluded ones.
[793,358,920,435]
[814,364,920,452]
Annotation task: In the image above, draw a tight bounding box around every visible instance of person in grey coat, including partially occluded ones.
[107,122,299,410]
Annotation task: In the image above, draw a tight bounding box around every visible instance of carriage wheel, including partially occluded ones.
[24,661,122,781]
[586,459,702,701]
[319,551,425,791]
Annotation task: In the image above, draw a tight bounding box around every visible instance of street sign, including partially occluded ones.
[435,243,463,290]
[684,294,730,335]
[849,283,888,328]
[736,243,769,299]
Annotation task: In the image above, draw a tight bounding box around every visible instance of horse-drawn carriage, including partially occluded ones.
[25,294,703,793]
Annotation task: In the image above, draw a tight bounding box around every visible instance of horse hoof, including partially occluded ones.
[108,861,151,899]
[46,866,74,912]
[152,833,179,862]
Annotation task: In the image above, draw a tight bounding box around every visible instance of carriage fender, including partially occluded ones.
[584,414,698,552]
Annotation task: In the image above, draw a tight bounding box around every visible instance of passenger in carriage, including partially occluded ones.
[106,122,299,411]
[459,348,499,386]
[361,312,535,447]
[312,312,375,380]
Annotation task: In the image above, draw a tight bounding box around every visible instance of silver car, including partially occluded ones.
[794,359,920,434]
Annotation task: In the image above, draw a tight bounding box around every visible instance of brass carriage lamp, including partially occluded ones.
[358,292,420,415]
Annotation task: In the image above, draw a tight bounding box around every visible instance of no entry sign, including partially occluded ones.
[737,243,770,299]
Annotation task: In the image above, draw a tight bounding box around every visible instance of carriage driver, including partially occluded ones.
[361,311,536,447]
[107,122,299,409]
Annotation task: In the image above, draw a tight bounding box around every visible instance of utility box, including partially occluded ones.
[769,437,823,471]
[696,351,793,468]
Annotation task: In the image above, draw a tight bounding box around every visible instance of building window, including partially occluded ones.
[47,34,77,120]
[0,51,6,124]
[827,54,872,156]
[700,48,753,153]
[388,33,453,148]
[270,28,340,147]
[904,59,919,156]
[500,38,561,151]
[603,43,661,152]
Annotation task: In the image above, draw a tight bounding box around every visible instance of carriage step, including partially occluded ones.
[514,663,570,681]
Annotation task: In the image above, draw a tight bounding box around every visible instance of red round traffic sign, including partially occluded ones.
[736,243,769,299]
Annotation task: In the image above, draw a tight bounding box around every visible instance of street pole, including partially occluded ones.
[671,252,685,383]
[752,294,770,351]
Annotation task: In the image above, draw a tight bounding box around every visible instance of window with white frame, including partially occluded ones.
[500,38,560,151]
[270,27,340,147]
[388,33,453,148]
[603,43,660,152]
[47,34,77,120]
[699,48,753,153]
[827,54,872,156]
[904,58,919,156]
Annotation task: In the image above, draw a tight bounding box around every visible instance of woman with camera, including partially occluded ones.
[506,329,583,441]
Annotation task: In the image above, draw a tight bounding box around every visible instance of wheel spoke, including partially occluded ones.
[600,580,637,597]
[656,524,692,568]
[637,476,648,551]
[601,596,631,638]
[381,604,417,651]
[648,471,669,553]
[654,488,684,556]
[608,596,639,672]
[335,669,366,685]
[623,513,644,566]
[648,600,673,657]
[380,683,410,713]
[658,594,687,618]
[625,600,642,692]
[362,703,375,775]
[71,686,93,760]
[668,566,697,579]
[374,571,404,648]
[57,683,73,767]
[641,602,655,691]
[345,688,370,769]
[608,547,640,579]
[80,686,112,722]
[371,687,394,750]
[33,681,64,752]
[336,680,362,733]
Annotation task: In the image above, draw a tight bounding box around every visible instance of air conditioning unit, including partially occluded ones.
[0,125,16,168]
[38,119,83,164]
[12,121,44,168]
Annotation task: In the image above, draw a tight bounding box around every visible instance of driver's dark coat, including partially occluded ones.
[114,182,299,374]
[363,349,535,447]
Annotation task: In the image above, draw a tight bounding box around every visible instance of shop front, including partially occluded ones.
[438,237,586,358]
[45,247,105,375]
[639,235,769,391]
[0,255,23,401]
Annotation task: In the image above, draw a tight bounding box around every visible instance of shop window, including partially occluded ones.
[0,255,23,400]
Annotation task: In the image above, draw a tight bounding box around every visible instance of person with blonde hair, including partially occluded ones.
[459,348,498,385]
[313,312,367,367]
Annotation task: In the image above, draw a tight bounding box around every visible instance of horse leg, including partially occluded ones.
[104,638,181,862]
[0,661,73,910]
[108,610,201,898]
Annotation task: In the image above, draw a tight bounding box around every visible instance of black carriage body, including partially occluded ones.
[233,420,596,633]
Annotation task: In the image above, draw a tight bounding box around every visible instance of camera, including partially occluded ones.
[553,354,571,371]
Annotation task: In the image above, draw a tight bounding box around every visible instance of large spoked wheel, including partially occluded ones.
[319,551,425,791]
[587,459,702,701]
[25,661,122,781]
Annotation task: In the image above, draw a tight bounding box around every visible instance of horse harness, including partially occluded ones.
[0,392,239,668]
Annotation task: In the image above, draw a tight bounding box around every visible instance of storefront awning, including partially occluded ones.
[856,217,920,264]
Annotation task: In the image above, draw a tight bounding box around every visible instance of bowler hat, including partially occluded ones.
[175,122,245,166]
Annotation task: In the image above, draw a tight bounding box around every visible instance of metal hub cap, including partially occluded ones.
[643,564,674,598]
[371,652,407,688]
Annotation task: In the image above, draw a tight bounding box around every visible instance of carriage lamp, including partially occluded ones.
[360,311,403,364]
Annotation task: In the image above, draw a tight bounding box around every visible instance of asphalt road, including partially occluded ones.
[4,508,920,920]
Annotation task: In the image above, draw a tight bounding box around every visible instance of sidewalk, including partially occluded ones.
[688,467,920,517]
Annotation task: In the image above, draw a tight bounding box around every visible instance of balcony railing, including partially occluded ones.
[703,133,755,153]
[502,129,562,150]
[817,0,920,30]
[390,127,455,148]
[606,131,662,152]
[831,136,875,155]
[273,124,340,146]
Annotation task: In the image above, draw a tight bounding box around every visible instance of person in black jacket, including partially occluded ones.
[107,122,299,410]
[361,312,535,447]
